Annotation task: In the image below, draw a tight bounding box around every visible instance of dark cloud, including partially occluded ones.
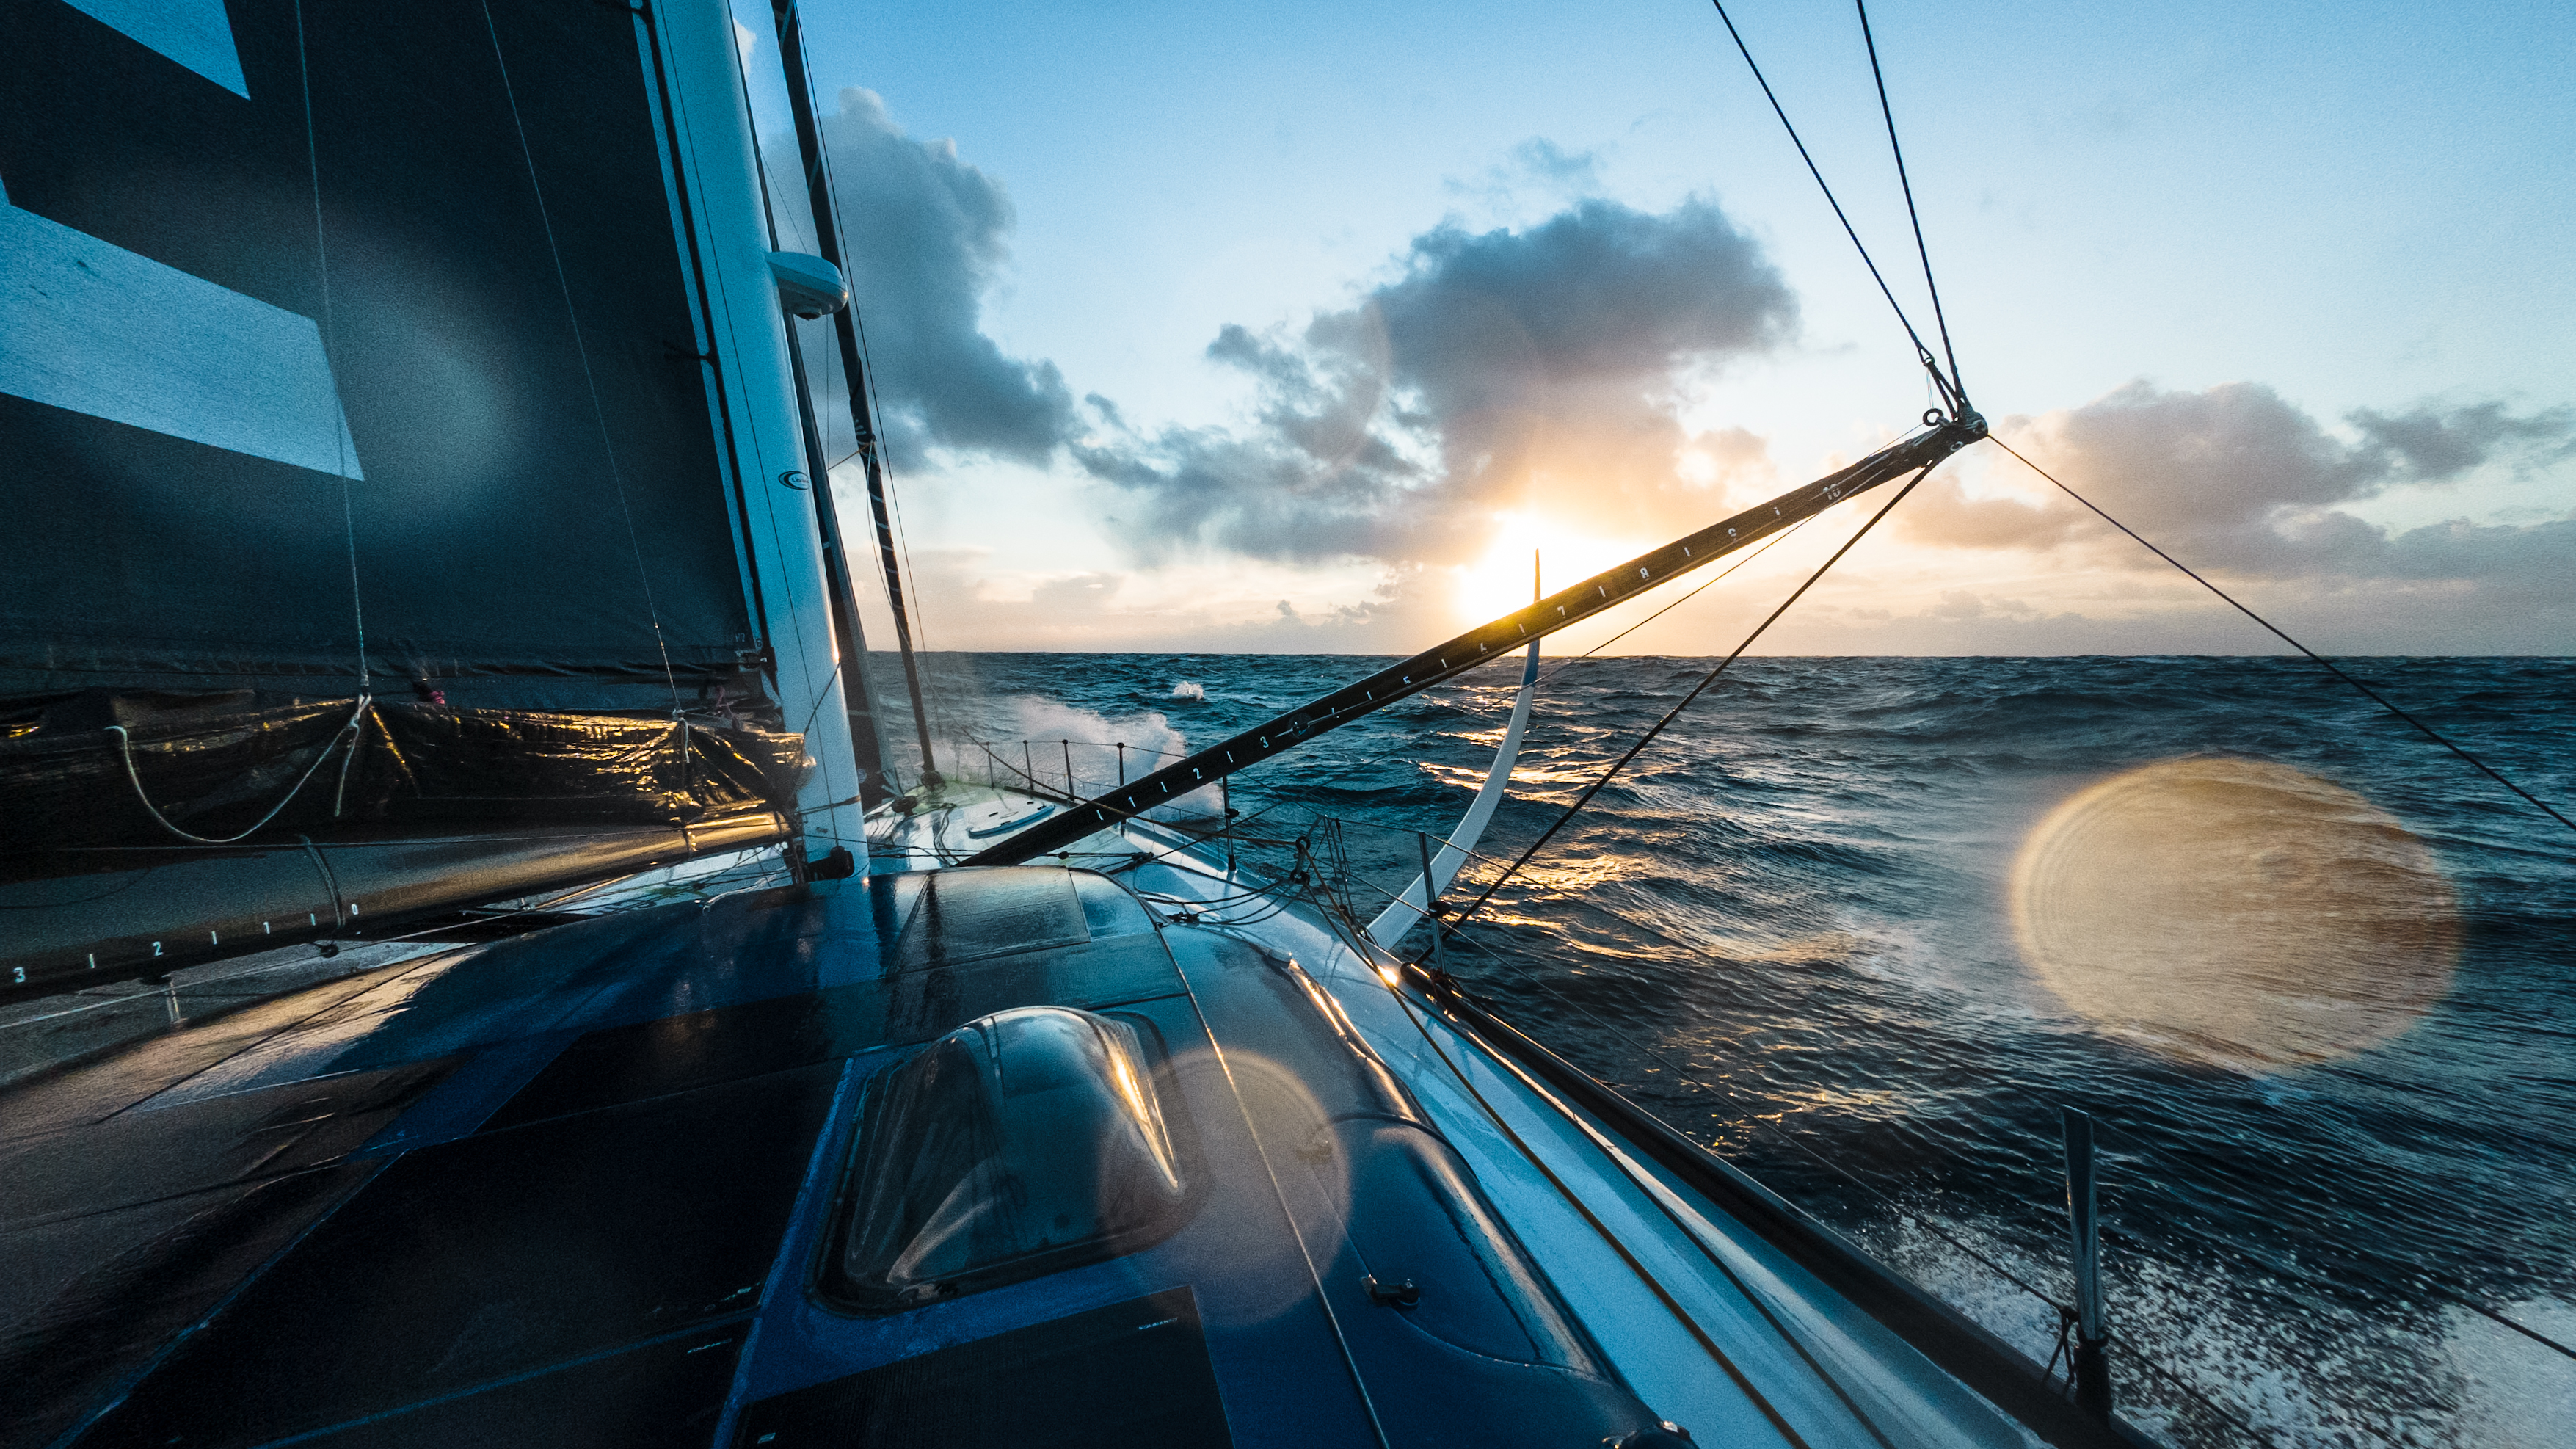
[1902,380,2575,581]
[1077,197,1797,565]
[817,90,1071,466]
[2348,401,2576,482]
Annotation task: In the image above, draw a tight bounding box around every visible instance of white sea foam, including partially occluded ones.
[1005,696,1221,817]
[1168,679,1207,701]
[2440,1296,2576,1448]
[1856,1211,2574,1447]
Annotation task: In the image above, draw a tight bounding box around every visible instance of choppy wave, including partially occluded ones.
[882,651,2576,1446]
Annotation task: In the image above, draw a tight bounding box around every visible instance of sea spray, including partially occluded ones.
[1004,694,1221,816]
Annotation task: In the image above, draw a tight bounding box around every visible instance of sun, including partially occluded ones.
[1454,512,1640,624]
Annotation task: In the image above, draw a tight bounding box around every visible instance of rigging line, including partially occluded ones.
[1441,465,1937,946]
[2089,1219,2576,1372]
[1306,903,1817,1449]
[844,305,954,763]
[1852,0,1963,402]
[1354,843,2091,1257]
[1703,0,1953,405]
[782,76,941,801]
[2097,1328,2269,1445]
[1347,940,1907,1449]
[2069,1117,2576,1365]
[1521,510,1822,697]
[479,1,683,713]
[1449,928,2078,1308]
[1990,436,2576,836]
[290,1,366,690]
[1343,866,2084,1287]
[107,697,374,846]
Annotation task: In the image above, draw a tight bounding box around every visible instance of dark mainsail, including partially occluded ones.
[1,0,884,995]
[2,0,756,705]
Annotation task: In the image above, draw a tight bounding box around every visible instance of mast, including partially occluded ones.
[724,32,895,809]
[654,0,870,869]
[769,0,944,790]
[780,318,899,807]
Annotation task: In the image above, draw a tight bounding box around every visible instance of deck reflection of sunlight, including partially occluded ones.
[2012,758,2459,1072]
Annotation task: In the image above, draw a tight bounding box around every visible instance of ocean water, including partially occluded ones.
[876,652,2576,1447]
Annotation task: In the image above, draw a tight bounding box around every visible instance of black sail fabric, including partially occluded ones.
[0,0,756,704]
[0,698,809,857]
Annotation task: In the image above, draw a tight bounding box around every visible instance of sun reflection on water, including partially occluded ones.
[2011,757,2459,1073]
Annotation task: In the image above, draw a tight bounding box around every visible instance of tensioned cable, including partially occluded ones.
[1852,0,1962,400]
[859,346,966,769]
[821,117,959,776]
[480,1,685,714]
[1359,866,2075,1306]
[291,1,368,691]
[2073,1115,2576,1365]
[1990,437,2576,835]
[1439,467,1935,945]
[1343,861,2297,1440]
[1525,509,1821,694]
[1300,901,1816,1449]
[1704,0,1956,408]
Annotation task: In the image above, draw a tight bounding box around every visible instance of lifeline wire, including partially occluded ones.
[1439,465,1936,946]
[1990,437,2576,836]
[1309,901,1817,1449]
[1352,857,2281,1441]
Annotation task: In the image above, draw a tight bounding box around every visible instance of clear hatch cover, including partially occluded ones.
[825,1006,1191,1312]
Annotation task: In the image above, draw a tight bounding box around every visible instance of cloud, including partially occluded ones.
[1902,380,2575,582]
[1076,197,1797,566]
[2348,401,2576,482]
[816,90,1072,466]
[867,547,1449,654]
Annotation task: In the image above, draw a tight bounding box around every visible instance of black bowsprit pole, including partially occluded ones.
[967,413,1984,868]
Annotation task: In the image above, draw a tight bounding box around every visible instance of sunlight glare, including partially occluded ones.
[2011,758,2459,1073]
[1455,512,1638,623]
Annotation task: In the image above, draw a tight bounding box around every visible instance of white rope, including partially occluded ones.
[108,696,373,846]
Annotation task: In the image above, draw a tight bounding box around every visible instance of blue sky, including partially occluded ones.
[741,0,2573,655]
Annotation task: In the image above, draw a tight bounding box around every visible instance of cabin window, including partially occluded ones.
[822,1008,1193,1312]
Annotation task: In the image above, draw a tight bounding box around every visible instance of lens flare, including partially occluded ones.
[2011,758,2458,1072]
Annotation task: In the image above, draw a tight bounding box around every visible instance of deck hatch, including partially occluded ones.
[821,1007,1194,1312]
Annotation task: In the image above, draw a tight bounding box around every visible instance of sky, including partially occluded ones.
[733,0,2574,657]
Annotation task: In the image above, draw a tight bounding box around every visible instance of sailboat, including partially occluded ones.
[0,2,2175,1445]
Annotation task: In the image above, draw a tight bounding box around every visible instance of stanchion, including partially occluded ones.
[2064,1107,2111,1417]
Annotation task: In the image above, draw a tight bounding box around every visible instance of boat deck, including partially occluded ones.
[0,788,2086,1446]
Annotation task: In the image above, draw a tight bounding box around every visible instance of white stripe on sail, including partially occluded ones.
[0,203,363,479]
[59,0,250,98]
